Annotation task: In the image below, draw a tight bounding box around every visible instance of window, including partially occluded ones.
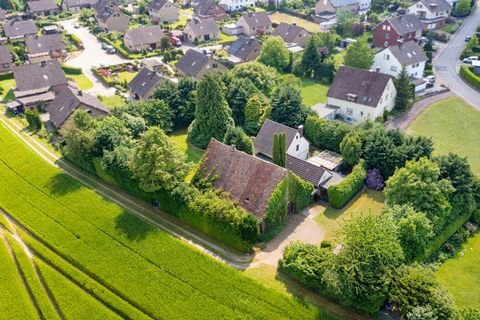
[296,144,299,151]
[390,65,397,72]
[212,63,218,68]
[387,26,391,31]
[360,111,364,116]
[385,33,390,39]
[346,107,353,115]
[384,54,390,60]
[382,25,386,30]
[384,41,389,47]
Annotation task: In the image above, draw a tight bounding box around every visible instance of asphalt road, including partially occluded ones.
[434,6,480,109]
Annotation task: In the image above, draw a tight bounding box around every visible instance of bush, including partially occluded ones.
[304,115,352,152]
[365,168,385,190]
[25,110,42,130]
[61,65,83,75]
[0,72,13,81]
[328,160,366,209]
[460,65,480,90]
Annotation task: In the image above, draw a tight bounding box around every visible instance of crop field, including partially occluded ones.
[0,122,324,319]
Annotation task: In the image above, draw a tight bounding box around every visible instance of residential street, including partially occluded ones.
[58,19,129,96]
[434,6,480,109]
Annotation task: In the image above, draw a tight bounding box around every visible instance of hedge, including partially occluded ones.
[327,160,366,209]
[304,115,352,153]
[460,65,480,90]
[0,72,13,80]
[61,65,83,75]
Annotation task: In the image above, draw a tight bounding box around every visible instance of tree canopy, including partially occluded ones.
[270,84,306,128]
[344,37,374,70]
[258,36,290,73]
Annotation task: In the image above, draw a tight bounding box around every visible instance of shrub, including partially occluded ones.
[61,65,83,75]
[328,160,366,209]
[304,115,352,152]
[365,168,385,190]
[25,110,42,130]
[460,65,480,90]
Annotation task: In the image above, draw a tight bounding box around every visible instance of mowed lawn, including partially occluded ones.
[315,189,385,240]
[67,73,94,91]
[436,235,480,309]
[0,78,16,103]
[170,128,204,164]
[269,12,320,33]
[98,94,127,109]
[0,122,321,319]
[407,97,480,175]
[300,78,329,107]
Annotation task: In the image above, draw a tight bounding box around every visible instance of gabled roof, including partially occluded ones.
[315,0,336,13]
[199,139,287,221]
[125,25,164,46]
[13,60,67,92]
[194,0,226,17]
[95,0,123,22]
[63,0,99,8]
[47,87,109,128]
[272,22,309,44]
[227,37,262,61]
[254,119,299,158]
[419,0,451,12]
[286,155,329,186]
[0,45,11,65]
[26,34,65,54]
[26,0,58,12]
[327,66,392,108]
[148,0,168,10]
[239,12,271,29]
[385,41,428,65]
[330,0,358,7]
[185,17,219,37]
[386,14,423,35]
[176,49,210,77]
[127,67,164,98]
[3,20,38,38]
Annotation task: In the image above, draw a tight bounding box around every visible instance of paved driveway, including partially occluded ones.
[433,7,480,109]
[58,19,129,96]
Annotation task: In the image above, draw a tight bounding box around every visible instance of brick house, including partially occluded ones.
[372,14,424,48]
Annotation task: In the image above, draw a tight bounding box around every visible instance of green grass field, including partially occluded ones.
[407,97,480,175]
[98,95,128,109]
[170,128,204,164]
[0,78,16,103]
[315,189,385,240]
[0,121,323,319]
[67,74,94,91]
[300,78,329,107]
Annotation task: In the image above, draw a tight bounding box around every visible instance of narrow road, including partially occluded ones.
[434,6,480,109]
[58,19,129,96]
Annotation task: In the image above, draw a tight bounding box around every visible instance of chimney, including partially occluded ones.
[376,66,380,73]
[292,22,296,26]
[230,144,236,152]
[298,125,304,137]
[40,61,47,67]
[78,90,83,96]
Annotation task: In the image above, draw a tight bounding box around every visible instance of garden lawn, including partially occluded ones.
[170,128,204,164]
[98,95,127,109]
[0,78,16,103]
[67,74,93,91]
[300,78,329,107]
[0,122,321,320]
[333,50,346,68]
[436,234,480,309]
[269,12,320,33]
[407,97,480,175]
[117,71,137,83]
[315,189,385,240]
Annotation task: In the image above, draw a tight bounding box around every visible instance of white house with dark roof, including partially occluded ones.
[254,119,310,160]
[219,0,256,11]
[326,66,396,124]
[183,17,220,43]
[407,0,451,29]
[373,41,428,78]
[124,25,164,52]
[148,0,178,24]
[236,12,272,36]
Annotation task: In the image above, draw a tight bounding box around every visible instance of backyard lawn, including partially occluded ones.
[407,97,480,175]
[98,95,127,109]
[67,73,93,91]
[269,12,320,33]
[0,78,16,103]
[300,78,329,107]
[170,128,204,164]
[315,189,385,240]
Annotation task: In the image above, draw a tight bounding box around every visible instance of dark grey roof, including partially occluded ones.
[227,37,261,61]
[272,22,309,44]
[330,0,358,7]
[26,34,65,54]
[148,0,168,10]
[194,0,225,16]
[95,0,122,22]
[48,87,109,128]
[254,119,298,158]
[13,60,67,92]
[26,0,58,12]
[386,41,428,65]
[240,12,271,29]
[327,66,392,108]
[127,67,163,98]
[199,139,287,221]
[64,0,99,8]
[185,17,219,37]
[125,25,164,46]
[176,49,209,77]
[286,155,327,186]
[419,0,451,12]
[3,20,38,38]
[0,45,11,64]
[388,14,423,34]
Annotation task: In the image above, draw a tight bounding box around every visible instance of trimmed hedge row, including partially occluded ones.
[61,65,83,75]
[304,115,352,153]
[0,72,13,80]
[460,65,480,90]
[327,160,366,209]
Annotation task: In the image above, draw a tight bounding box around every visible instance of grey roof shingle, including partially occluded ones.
[26,34,65,54]
[125,25,164,47]
[286,154,327,186]
[327,66,392,108]
[240,12,271,29]
[95,0,122,22]
[254,119,298,158]
[148,0,168,10]
[194,0,226,17]
[63,0,99,8]
[185,17,219,37]
[176,49,209,77]
[419,0,451,12]
[127,67,164,98]
[199,139,287,221]
[0,45,11,64]
[13,60,67,92]
[330,0,358,7]
[388,14,423,34]
[227,37,261,61]
[3,20,38,38]
[272,22,309,44]
[386,41,428,65]
[26,0,58,12]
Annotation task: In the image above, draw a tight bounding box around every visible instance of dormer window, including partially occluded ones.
[346,93,357,102]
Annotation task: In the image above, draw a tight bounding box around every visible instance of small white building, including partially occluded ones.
[407,0,451,30]
[373,41,428,78]
[254,119,310,160]
[219,0,255,11]
[326,66,397,124]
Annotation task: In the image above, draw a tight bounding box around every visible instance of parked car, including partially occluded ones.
[170,36,182,47]
[74,23,80,29]
[106,48,116,54]
[463,56,479,64]
[426,82,434,89]
[424,75,436,83]
[101,42,109,50]
[465,35,472,42]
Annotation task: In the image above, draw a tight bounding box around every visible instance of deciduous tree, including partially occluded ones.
[344,37,374,70]
[270,84,305,128]
[223,126,254,154]
[340,131,362,166]
[244,95,270,136]
[258,36,290,72]
[226,78,258,126]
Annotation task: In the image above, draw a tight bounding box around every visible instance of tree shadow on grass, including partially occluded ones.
[114,210,156,241]
[48,173,82,195]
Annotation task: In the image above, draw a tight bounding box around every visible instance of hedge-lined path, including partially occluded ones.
[58,19,128,96]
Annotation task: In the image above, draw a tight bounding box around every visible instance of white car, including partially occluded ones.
[424,75,436,83]
[463,56,479,64]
